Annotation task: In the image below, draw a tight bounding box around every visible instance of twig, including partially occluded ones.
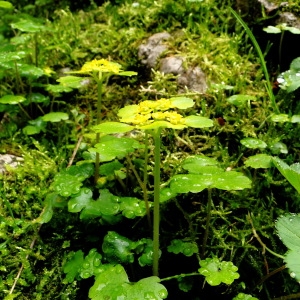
[67,135,83,167]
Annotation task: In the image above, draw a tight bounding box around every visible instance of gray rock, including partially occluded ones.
[160,56,184,75]
[138,32,171,68]
[178,67,208,93]
[276,12,300,29]
[0,154,23,174]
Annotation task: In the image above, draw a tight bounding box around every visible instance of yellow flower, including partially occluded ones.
[163,111,185,124]
[43,67,55,76]
[74,59,122,75]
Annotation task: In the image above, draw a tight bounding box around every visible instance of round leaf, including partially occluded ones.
[240,138,267,149]
[244,154,273,169]
[42,112,69,122]
[0,95,26,104]
[170,96,195,109]
[0,1,14,9]
[11,19,47,32]
[271,114,290,123]
[184,115,213,128]
[93,122,134,134]
[139,120,186,130]
[263,26,281,34]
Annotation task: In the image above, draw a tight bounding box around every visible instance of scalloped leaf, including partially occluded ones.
[198,257,240,286]
[92,122,134,134]
[167,239,198,256]
[244,154,273,169]
[233,293,258,300]
[91,136,142,162]
[102,231,136,264]
[79,249,103,279]
[181,155,221,174]
[184,115,213,128]
[119,197,148,219]
[89,265,128,299]
[63,250,84,283]
[240,138,267,149]
[170,96,194,109]
[0,51,26,62]
[68,188,93,213]
[42,112,69,122]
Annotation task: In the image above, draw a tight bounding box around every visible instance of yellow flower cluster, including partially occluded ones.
[119,99,185,126]
[76,59,122,74]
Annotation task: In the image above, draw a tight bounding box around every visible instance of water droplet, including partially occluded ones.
[94,258,101,266]
[158,289,168,298]
[290,272,296,278]
[81,271,91,278]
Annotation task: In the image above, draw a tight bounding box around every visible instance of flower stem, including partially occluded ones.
[152,128,162,276]
[94,75,103,184]
[201,187,212,258]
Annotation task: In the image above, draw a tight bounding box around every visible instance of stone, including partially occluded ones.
[0,154,23,174]
[138,32,171,68]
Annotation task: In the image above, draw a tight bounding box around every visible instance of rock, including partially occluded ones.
[0,154,23,174]
[138,32,208,93]
[276,12,300,29]
[138,32,171,68]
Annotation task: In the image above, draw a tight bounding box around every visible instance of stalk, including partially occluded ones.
[94,73,103,184]
[152,128,162,276]
[201,187,212,258]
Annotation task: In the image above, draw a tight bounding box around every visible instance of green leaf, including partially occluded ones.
[227,94,256,106]
[169,96,194,109]
[0,95,26,104]
[63,250,84,283]
[139,120,186,130]
[79,249,103,279]
[118,104,139,119]
[18,64,44,78]
[91,136,141,162]
[138,239,155,267]
[11,19,47,33]
[263,26,281,34]
[80,189,120,219]
[29,93,49,104]
[42,112,69,122]
[52,173,84,197]
[23,117,47,135]
[127,276,168,299]
[184,115,213,128]
[232,293,258,300]
[269,142,288,154]
[276,214,300,251]
[291,115,300,123]
[276,214,300,281]
[167,239,198,256]
[170,172,251,193]
[272,157,300,194]
[244,154,273,169]
[271,114,290,123]
[290,57,300,71]
[46,83,74,94]
[68,188,93,213]
[102,231,136,264]
[88,265,128,300]
[286,27,300,34]
[198,257,240,286]
[181,155,221,174]
[99,161,124,176]
[119,197,148,219]
[160,187,177,202]
[92,122,134,134]
[0,1,14,9]
[57,75,89,89]
[240,138,267,149]
[0,51,26,63]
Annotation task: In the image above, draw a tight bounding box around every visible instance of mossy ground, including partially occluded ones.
[1,0,300,299]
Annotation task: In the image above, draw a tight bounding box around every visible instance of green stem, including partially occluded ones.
[152,128,162,277]
[94,74,103,184]
[143,131,151,228]
[201,188,212,259]
[160,272,200,282]
[230,8,280,114]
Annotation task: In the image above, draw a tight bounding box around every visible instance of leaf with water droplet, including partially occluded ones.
[167,239,198,257]
[127,276,168,299]
[89,264,129,299]
[240,138,267,149]
[244,154,273,169]
[79,249,103,279]
[232,293,258,300]
[63,250,84,283]
[198,257,240,286]
[68,188,93,213]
